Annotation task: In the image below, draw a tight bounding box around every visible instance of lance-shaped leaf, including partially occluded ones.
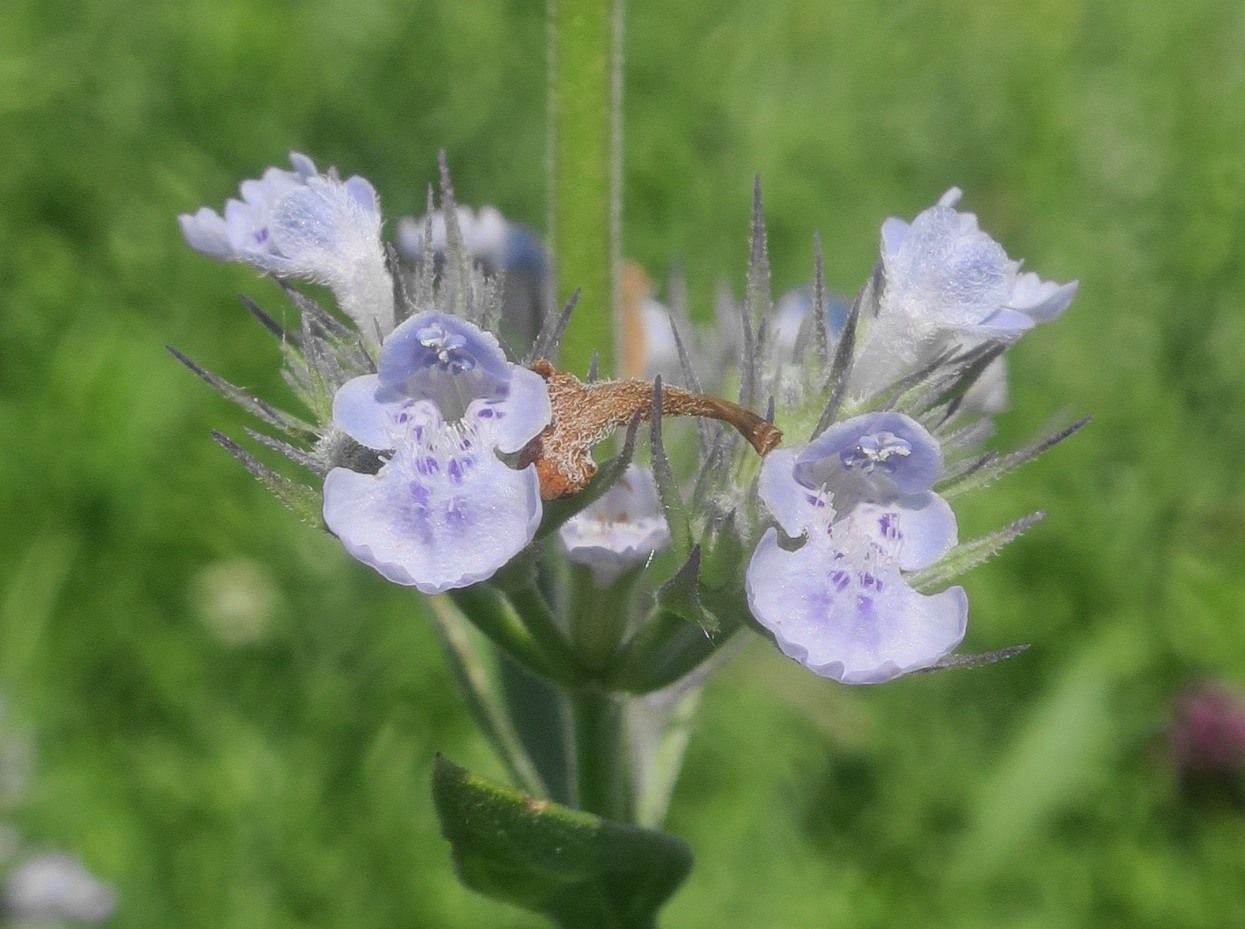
[927,342,1008,422]
[657,545,717,636]
[810,263,877,439]
[386,242,418,326]
[649,377,693,559]
[609,611,730,696]
[211,432,321,525]
[438,151,474,319]
[736,178,770,411]
[243,427,324,477]
[168,346,316,438]
[295,308,349,416]
[425,598,547,797]
[528,289,581,364]
[872,345,959,412]
[279,281,354,340]
[236,294,321,402]
[408,186,439,315]
[810,231,830,366]
[939,418,1090,499]
[689,426,730,514]
[908,512,1044,593]
[697,509,744,597]
[480,268,505,335]
[665,311,710,459]
[537,413,641,540]
[919,644,1031,673]
[237,293,289,342]
[937,415,996,452]
[433,756,692,929]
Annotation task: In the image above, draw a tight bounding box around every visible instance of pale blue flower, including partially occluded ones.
[179,153,393,338]
[758,413,943,536]
[3,853,116,924]
[559,465,671,587]
[331,312,550,453]
[772,285,851,357]
[323,313,550,593]
[853,187,1077,397]
[397,205,512,268]
[746,526,967,684]
[746,412,965,684]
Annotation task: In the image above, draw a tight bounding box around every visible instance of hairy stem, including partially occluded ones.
[547,0,624,375]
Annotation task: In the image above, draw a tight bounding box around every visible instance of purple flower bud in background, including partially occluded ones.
[397,205,550,350]
[179,153,393,339]
[1169,682,1245,788]
[324,313,550,593]
[772,284,851,359]
[4,853,115,925]
[559,465,671,587]
[397,206,512,267]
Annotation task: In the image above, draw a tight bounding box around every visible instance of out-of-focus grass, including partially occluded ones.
[2,0,1245,926]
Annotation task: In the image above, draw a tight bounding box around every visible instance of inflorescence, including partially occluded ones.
[176,152,1084,688]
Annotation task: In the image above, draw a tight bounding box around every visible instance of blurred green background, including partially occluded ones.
[3,0,1245,926]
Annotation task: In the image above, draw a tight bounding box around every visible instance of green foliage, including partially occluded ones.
[433,756,691,929]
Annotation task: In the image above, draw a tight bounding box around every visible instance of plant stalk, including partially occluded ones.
[547,0,624,376]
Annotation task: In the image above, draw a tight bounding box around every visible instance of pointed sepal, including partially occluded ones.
[211,432,321,525]
[908,512,1045,593]
[657,545,718,636]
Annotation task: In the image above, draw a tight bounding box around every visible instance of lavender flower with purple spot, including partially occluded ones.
[178,153,393,339]
[759,412,944,536]
[747,412,965,684]
[324,312,550,593]
[559,465,671,587]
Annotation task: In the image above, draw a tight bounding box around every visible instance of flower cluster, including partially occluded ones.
[176,153,1081,696]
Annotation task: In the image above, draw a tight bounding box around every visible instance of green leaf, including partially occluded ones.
[649,378,693,559]
[210,432,322,526]
[906,512,1045,593]
[433,756,692,929]
[656,545,717,636]
[938,417,1090,499]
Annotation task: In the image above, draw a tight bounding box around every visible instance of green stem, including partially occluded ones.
[609,611,736,694]
[505,584,588,685]
[449,585,567,684]
[571,687,631,821]
[426,596,547,796]
[547,0,624,375]
[568,566,635,672]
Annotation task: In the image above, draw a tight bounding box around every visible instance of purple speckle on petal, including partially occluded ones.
[324,313,550,594]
